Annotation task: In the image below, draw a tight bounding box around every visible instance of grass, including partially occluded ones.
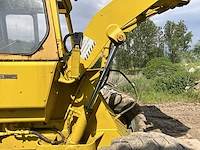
[138,90,200,104]
[107,71,200,104]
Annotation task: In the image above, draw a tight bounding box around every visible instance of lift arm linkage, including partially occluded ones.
[82,0,190,69]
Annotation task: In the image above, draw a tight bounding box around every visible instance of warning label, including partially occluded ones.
[80,36,96,60]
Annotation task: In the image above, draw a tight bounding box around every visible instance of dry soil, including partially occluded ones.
[141,103,200,149]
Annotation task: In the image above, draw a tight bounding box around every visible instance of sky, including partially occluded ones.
[68,0,200,47]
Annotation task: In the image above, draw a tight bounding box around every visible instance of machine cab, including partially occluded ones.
[0,0,66,123]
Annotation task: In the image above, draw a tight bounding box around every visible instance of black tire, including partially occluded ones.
[99,132,192,150]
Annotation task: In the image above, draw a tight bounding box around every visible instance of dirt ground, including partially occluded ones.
[141,103,200,149]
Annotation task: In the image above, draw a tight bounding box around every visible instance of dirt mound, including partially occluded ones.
[141,103,200,149]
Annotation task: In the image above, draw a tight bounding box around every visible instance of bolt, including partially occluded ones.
[117,34,125,42]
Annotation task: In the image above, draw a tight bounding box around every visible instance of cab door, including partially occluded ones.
[0,0,60,122]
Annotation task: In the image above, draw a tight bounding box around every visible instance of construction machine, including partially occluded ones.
[0,0,190,149]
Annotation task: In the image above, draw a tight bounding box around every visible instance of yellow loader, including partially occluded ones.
[0,0,190,149]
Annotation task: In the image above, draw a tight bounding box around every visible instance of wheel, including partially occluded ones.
[101,84,147,132]
[100,132,191,150]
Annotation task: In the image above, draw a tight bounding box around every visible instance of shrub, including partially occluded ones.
[145,57,171,67]
[153,71,195,94]
[143,57,182,79]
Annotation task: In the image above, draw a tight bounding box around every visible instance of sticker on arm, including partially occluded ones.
[80,36,96,60]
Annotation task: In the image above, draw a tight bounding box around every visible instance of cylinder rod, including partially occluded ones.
[87,45,119,110]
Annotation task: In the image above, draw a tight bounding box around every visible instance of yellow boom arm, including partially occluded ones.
[80,0,189,69]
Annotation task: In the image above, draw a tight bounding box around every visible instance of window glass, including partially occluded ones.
[59,14,72,51]
[0,0,48,54]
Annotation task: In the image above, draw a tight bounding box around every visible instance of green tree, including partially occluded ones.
[143,57,181,79]
[115,19,164,69]
[115,48,132,70]
[192,40,200,58]
[164,20,193,63]
[181,51,196,63]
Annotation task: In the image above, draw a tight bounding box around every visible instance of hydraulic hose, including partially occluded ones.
[30,129,65,145]
[63,33,74,53]
[108,69,139,120]
[2,127,65,145]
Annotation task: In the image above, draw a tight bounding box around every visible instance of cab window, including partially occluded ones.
[0,0,48,54]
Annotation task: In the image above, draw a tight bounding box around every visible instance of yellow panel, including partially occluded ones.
[0,61,57,108]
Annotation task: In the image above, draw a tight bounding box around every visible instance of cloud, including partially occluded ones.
[70,0,111,31]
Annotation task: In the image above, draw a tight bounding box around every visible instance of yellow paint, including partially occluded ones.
[0,61,58,122]
[70,46,81,79]
[0,0,190,149]
[49,0,66,58]
[106,24,126,43]
[81,0,190,69]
